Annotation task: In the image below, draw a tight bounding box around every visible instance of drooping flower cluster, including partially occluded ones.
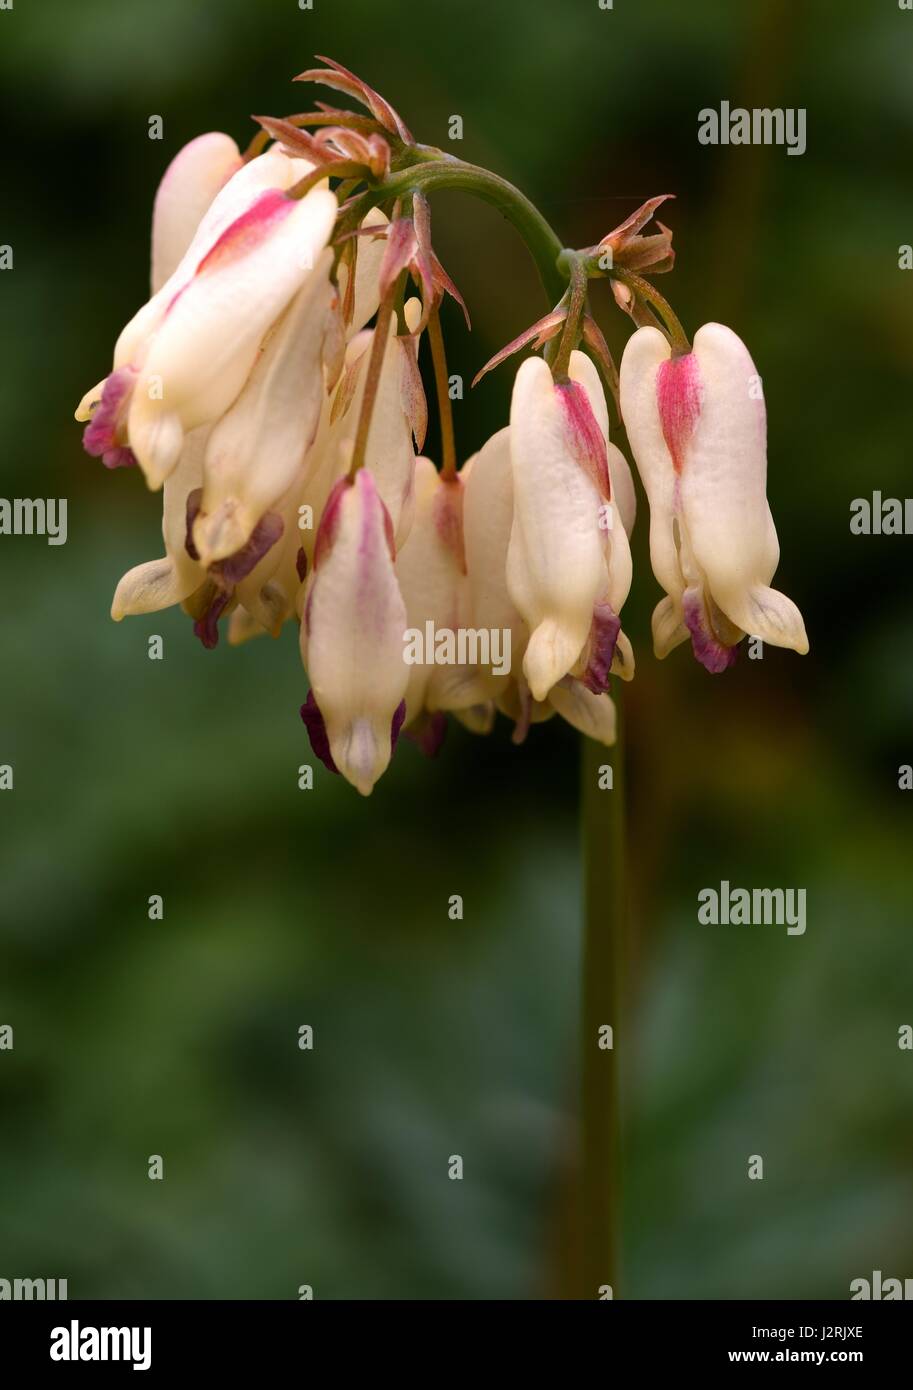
[76,59,807,795]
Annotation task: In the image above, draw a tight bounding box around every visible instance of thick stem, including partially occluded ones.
[426,304,457,479]
[578,708,626,1299]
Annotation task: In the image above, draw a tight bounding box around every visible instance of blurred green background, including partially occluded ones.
[1,0,912,1299]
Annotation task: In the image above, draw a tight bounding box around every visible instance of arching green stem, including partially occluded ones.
[345,157,568,305]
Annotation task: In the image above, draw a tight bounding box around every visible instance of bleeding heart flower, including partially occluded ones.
[77,146,336,489]
[506,349,634,702]
[191,246,340,566]
[619,323,808,671]
[462,426,620,746]
[300,469,408,795]
[395,457,490,741]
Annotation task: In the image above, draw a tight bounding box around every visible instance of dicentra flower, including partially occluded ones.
[619,323,808,670]
[506,349,634,702]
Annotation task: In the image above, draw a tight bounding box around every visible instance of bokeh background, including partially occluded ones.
[1,0,911,1299]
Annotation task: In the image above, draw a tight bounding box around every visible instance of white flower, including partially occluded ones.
[506,349,634,702]
[78,146,336,489]
[462,425,621,746]
[299,469,409,795]
[619,323,808,669]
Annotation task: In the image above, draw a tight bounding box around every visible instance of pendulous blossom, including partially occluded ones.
[463,426,623,746]
[299,469,409,796]
[506,349,634,703]
[619,323,808,671]
[395,456,489,751]
[77,145,337,489]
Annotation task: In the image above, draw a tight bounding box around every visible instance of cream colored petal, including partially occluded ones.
[151,133,241,294]
[194,248,336,562]
[507,356,608,700]
[680,324,807,653]
[619,326,683,603]
[302,470,408,795]
[548,680,617,745]
[128,187,338,488]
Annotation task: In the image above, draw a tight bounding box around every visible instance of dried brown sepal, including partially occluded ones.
[285,107,385,135]
[471,306,567,388]
[295,56,414,144]
[398,336,428,453]
[586,194,676,275]
[413,192,470,330]
[323,290,347,395]
[598,194,674,250]
[331,344,369,425]
[316,127,391,180]
[379,217,436,329]
[581,315,620,418]
[337,238,357,326]
[612,279,665,332]
[252,115,338,165]
[430,252,471,330]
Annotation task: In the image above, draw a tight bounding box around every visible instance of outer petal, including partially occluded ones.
[111,425,209,618]
[548,679,617,746]
[115,148,310,378]
[151,133,242,294]
[507,356,609,701]
[608,443,637,539]
[128,186,338,488]
[462,427,528,698]
[619,326,683,603]
[568,350,632,616]
[301,470,408,795]
[395,458,487,718]
[193,247,336,562]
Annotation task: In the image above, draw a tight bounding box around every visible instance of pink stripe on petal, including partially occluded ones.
[432,479,466,573]
[557,380,610,498]
[194,188,296,277]
[657,351,702,474]
[313,476,351,569]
